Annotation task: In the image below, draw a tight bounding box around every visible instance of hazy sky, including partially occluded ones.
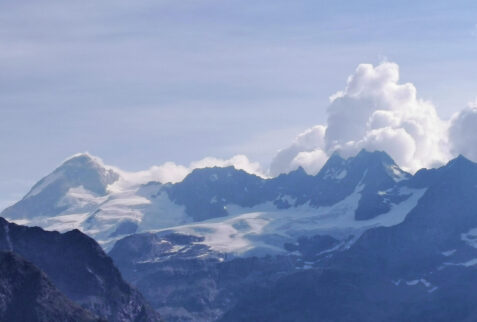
[1,0,477,208]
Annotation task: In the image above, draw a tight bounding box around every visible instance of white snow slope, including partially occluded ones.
[150,185,426,256]
[3,153,426,254]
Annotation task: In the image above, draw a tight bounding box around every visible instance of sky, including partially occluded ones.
[1,0,477,209]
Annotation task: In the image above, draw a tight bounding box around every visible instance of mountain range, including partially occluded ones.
[2,150,417,254]
[4,150,477,321]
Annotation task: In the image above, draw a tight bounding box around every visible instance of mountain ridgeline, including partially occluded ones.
[165,150,409,221]
[1,149,414,249]
[4,150,477,321]
[220,154,477,321]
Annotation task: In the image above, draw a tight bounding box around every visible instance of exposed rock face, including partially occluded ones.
[8,150,477,321]
[164,150,408,221]
[0,217,160,322]
[109,233,297,321]
[110,154,477,321]
[221,155,477,321]
[0,251,100,322]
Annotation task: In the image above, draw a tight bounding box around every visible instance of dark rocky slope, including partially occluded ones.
[0,217,160,322]
[221,155,477,321]
[0,251,100,322]
[109,232,297,321]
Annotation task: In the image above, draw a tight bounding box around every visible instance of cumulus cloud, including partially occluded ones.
[290,149,329,175]
[88,62,477,182]
[271,62,452,175]
[449,101,477,161]
[269,125,327,176]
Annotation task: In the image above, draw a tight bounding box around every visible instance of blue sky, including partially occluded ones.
[1,0,477,208]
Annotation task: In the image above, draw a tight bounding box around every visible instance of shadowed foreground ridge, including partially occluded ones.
[0,251,100,322]
[0,217,160,322]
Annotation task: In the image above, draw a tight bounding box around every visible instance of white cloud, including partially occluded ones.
[271,62,452,175]
[107,154,265,192]
[269,125,326,176]
[78,62,477,183]
[116,162,190,187]
[190,155,263,176]
[290,149,328,175]
[449,101,477,161]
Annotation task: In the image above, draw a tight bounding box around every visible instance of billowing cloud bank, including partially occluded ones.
[449,101,477,162]
[92,62,477,185]
[271,62,476,176]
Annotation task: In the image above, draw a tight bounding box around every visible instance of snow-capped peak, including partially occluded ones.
[2,153,120,220]
[24,153,118,199]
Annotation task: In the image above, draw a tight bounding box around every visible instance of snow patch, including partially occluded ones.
[389,165,407,182]
[336,170,347,180]
[444,258,477,267]
[442,249,456,257]
[428,286,438,293]
[138,192,191,232]
[57,186,107,214]
[461,228,477,248]
[86,266,104,287]
[323,168,348,180]
[403,278,435,290]
[3,223,12,251]
[277,195,297,206]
